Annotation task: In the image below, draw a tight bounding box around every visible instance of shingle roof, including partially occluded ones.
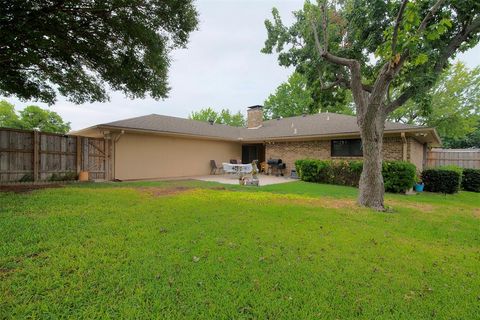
[242,113,422,140]
[98,112,424,141]
[100,114,242,140]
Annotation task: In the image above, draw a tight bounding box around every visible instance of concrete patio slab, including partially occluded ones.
[195,174,296,186]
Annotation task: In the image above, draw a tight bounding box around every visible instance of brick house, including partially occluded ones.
[74,106,440,180]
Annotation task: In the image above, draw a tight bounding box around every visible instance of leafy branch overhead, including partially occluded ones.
[0,0,198,104]
[263,0,480,116]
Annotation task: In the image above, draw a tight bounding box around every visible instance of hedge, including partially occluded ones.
[422,168,461,194]
[295,159,416,193]
[462,169,480,192]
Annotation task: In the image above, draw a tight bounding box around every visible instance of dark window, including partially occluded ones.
[331,139,363,157]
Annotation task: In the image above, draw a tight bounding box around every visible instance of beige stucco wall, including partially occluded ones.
[113,133,241,180]
[265,136,424,173]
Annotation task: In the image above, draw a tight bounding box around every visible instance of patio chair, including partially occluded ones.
[210,160,223,175]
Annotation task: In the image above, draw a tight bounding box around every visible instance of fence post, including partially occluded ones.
[33,130,39,181]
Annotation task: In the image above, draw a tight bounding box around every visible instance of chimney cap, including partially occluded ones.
[248,105,263,110]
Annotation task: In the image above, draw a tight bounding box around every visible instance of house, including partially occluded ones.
[73,106,441,180]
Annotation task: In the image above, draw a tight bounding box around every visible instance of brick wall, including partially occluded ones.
[247,108,263,128]
[265,137,422,173]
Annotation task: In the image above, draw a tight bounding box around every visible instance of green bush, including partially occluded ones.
[422,169,461,194]
[462,169,480,192]
[295,159,416,193]
[382,161,417,193]
[48,172,78,182]
[438,165,463,188]
[19,174,33,182]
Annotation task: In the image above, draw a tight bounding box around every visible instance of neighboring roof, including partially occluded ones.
[72,112,440,145]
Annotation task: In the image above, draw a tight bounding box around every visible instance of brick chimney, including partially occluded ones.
[247,105,263,128]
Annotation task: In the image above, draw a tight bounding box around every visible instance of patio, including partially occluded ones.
[195,174,295,186]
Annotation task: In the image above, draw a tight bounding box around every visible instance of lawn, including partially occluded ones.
[1,180,479,319]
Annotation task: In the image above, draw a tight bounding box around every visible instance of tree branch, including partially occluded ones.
[391,0,409,55]
[310,1,366,111]
[418,0,446,33]
[387,14,480,114]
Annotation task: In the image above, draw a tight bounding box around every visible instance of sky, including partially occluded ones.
[3,0,480,130]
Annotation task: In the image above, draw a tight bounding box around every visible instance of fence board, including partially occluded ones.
[426,148,480,169]
[0,128,109,183]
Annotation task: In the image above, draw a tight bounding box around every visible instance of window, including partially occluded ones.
[331,139,363,157]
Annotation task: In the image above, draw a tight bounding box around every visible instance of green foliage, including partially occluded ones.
[295,159,415,193]
[443,120,480,148]
[390,62,480,142]
[264,72,315,119]
[48,172,78,182]
[438,165,463,188]
[18,174,33,182]
[0,100,20,128]
[1,180,479,318]
[422,168,461,194]
[18,106,71,134]
[0,100,71,134]
[189,107,245,127]
[462,169,480,192]
[0,0,198,104]
[382,161,417,193]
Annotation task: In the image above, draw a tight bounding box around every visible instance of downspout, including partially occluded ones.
[401,132,407,161]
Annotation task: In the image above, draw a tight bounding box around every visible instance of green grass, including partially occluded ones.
[1,180,479,319]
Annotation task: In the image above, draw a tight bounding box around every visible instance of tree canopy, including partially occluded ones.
[390,62,480,142]
[0,0,198,104]
[189,108,246,127]
[0,100,70,134]
[264,72,353,119]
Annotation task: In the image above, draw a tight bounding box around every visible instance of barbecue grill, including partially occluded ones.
[267,158,286,176]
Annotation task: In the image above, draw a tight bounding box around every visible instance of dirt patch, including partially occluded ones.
[138,186,226,197]
[0,184,63,193]
[386,200,435,212]
[274,196,357,209]
[138,186,192,197]
[473,209,480,218]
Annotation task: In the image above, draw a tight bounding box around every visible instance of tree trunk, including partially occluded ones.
[358,112,386,211]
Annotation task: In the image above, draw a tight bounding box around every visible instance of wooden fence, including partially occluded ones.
[426,148,480,169]
[0,128,110,183]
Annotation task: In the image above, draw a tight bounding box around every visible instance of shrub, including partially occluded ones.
[295,159,416,193]
[438,165,463,188]
[19,174,33,182]
[422,169,461,194]
[48,172,78,182]
[382,161,417,193]
[462,169,480,192]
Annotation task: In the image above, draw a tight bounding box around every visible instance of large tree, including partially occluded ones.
[0,0,198,104]
[390,62,480,142]
[263,0,480,210]
[189,107,246,127]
